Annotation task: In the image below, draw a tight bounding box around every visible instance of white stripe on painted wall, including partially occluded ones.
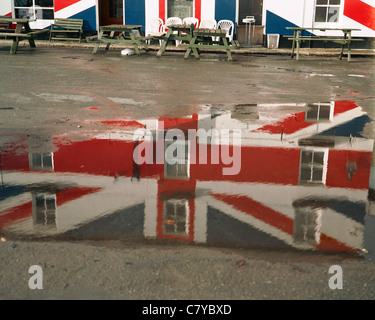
[201,0,215,22]
[145,0,159,36]
[55,0,95,17]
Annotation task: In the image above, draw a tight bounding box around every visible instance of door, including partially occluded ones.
[99,0,123,26]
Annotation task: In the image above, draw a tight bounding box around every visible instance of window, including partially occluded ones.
[14,0,54,20]
[305,102,333,122]
[32,193,57,227]
[29,152,54,171]
[314,0,341,23]
[164,140,190,179]
[299,149,328,185]
[163,199,189,236]
[167,0,193,19]
[293,207,322,245]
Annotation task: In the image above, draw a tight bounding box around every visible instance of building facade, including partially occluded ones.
[1,1,374,43]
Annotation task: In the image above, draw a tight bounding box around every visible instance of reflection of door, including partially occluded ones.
[99,0,123,26]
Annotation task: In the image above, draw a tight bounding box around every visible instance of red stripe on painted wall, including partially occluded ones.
[54,0,81,12]
[344,0,375,31]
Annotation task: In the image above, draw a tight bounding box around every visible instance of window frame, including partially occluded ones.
[305,101,334,123]
[14,0,54,22]
[163,199,190,237]
[166,0,194,19]
[299,148,329,185]
[313,0,343,25]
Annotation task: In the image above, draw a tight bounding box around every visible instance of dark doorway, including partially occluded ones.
[99,0,123,26]
[238,0,263,25]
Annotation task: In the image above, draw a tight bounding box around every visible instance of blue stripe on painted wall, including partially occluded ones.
[215,0,236,35]
[125,0,145,31]
[265,10,313,36]
[69,5,96,31]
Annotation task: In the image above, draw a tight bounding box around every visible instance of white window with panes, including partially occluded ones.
[14,0,54,29]
[299,148,328,185]
[314,0,342,24]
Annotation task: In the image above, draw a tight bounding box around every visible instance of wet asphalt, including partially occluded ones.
[0,43,375,301]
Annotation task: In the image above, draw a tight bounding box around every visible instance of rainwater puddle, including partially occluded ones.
[0,100,374,261]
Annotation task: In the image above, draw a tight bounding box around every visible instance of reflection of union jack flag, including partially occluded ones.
[0,101,373,256]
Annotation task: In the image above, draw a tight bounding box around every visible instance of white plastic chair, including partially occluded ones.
[183,17,199,28]
[217,19,234,42]
[199,19,217,29]
[147,18,164,45]
[165,17,183,46]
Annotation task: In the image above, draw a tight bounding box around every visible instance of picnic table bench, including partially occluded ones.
[49,18,84,42]
[156,24,239,60]
[0,16,11,29]
[285,27,362,62]
[183,28,239,60]
[156,23,195,57]
[0,18,49,54]
[87,25,149,55]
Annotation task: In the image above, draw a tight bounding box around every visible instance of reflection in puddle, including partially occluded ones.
[0,101,374,260]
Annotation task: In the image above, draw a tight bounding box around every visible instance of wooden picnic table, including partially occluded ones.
[0,18,48,54]
[183,28,237,60]
[87,25,149,55]
[156,24,239,60]
[156,24,194,57]
[285,27,362,62]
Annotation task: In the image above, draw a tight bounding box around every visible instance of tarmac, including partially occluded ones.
[0,39,375,303]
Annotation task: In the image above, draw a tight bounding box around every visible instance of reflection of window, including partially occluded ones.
[14,0,54,20]
[293,208,322,245]
[305,102,332,122]
[163,199,189,236]
[299,149,328,185]
[29,153,54,171]
[164,140,189,179]
[32,193,56,227]
[167,0,193,19]
[314,0,341,23]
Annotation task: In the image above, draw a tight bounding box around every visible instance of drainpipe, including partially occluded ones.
[302,0,306,27]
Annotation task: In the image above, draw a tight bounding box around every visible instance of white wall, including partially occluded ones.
[263,0,375,37]
[0,0,12,16]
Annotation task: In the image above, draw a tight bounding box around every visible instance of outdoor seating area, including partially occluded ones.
[0,16,366,62]
[86,18,240,60]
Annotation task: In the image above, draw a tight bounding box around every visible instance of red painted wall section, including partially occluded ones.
[191,146,301,185]
[333,100,359,115]
[344,0,375,31]
[253,112,313,134]
[195,0,201,21]
[326,150,372,189]
[159,0,201,22]
[54,0,81,12]
[159,0,165,21]
[1,146,29,171]
[53,139,135,177]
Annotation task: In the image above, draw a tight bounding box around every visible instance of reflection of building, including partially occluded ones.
[0,101,373,257]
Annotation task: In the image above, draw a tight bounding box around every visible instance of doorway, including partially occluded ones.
[99,0,123,26]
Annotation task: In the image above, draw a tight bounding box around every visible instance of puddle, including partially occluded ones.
[0,100,374,261]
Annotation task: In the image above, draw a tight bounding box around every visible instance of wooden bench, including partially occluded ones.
[87,25,149,55]
[49,18,83,42]
[182,28,240,60]
[0,16,11,29]
[0,18,49,53]
[285,27,362,62]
